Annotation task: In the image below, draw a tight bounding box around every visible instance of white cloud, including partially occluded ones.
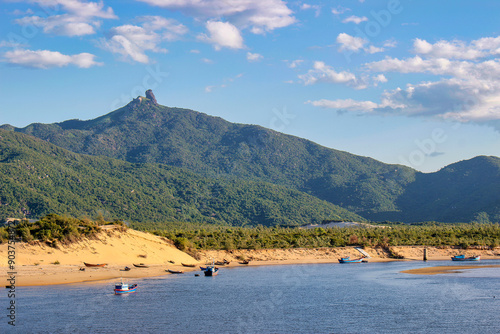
[198,21,244,50]
[336,33,366,52]
[373,74,388,84]
[298,61,365,88]
[301,3,321,17]
[247,52,263,62]
[137,0,296,34]
[341,15,368,24]
[413,37,500,60]
[201,58,213,64]
[336,33,384,54]
[3,49,101,69]
[287,59,304,68]
[190,49,200,53]
[307,99,379,111]
[14,0,116,36]
[311,35,500,128]
[99,16,187,63]
[331,7,350,15]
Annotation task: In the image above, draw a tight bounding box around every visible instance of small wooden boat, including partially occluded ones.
[215,259,230,266]
[114,279,138,294]
[239,260,250,265]
[168,260,175,264]
[451,255,480,261]
[338,257,364,263]
[84,262,107,267]
[204,266,219,276]
[181,263,196,267]
[166,269,184,274]
[133,263,149,268]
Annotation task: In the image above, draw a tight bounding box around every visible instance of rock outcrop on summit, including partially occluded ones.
[146,89,158,105]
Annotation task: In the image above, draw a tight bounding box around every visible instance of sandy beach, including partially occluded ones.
[2,228,499,286]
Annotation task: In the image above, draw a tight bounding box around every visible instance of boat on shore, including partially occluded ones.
[166,269,184,274]
[181,263,196,267]
[133,263,149,268]
[114,279,138,294]
[451,255,480,261]
[83,262,107,267]
[338,257,365,263]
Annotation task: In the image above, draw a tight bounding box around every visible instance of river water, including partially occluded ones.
[4,260,500,333]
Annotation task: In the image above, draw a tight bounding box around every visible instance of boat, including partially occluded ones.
[133,263,149,268]
[214,259,230,266]
[451,255,480,261]
[181,263,196,267]
[204,266,219,276]
[239,260,250,265]
[83,262,107,267]
[166,269,184,274]
[338,257,364,263]
[114,279,138,294]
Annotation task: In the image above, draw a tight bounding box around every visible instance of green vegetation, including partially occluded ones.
[6,98,499,223]
[154,223,500,251]
[0,130,363,226]
[0,214,103,244]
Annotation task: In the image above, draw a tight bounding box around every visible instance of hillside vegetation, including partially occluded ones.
[0,130,363,226]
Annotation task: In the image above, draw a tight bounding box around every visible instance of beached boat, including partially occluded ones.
[166,269,184,274]
[239,260,250,265]
[338,257,364,263]
[451,255,480,261]
[114,279,138,294]
[83,262,107,267]
[181,263,196,267]
[133,263,149,268]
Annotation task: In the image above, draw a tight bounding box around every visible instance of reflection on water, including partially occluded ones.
[3,260,500,334]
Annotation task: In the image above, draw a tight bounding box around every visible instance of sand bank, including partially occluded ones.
[402,265,500,275]
[1,229,499,286]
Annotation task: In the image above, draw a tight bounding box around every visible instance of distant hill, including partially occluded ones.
[2,92,499,223]
[0,129,364,226]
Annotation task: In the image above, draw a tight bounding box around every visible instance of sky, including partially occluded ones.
[1,0,500,173]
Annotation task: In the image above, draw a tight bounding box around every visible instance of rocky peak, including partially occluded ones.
[145,89,158,105]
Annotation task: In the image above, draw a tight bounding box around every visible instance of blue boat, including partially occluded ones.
[451,255,480,261]
[114,279,138,294]
[338,256,364,263]
[204,266,219,276]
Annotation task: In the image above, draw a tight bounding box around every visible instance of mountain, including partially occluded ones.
[0,129,364,226]
[396,155,500,223]
[2,91,499,223]
[3,94,417,219]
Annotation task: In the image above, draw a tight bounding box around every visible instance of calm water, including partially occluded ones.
[3,260,500,333]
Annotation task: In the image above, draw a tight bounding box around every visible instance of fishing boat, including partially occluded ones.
[83,262,107,267]
[451,255,480,261]
[239,260,250,265]
[181,263,196,268]
[166,269,184,274]
[114,279,138,294]
[133,263,149,268]
[204,266,219,276]
[338,257,364,263]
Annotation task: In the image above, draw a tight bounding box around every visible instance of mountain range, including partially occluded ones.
[1,91,499,224]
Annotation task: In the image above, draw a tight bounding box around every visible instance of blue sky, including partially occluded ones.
[1,0,499,172]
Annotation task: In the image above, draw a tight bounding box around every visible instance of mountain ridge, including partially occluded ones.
[2,92,499,223]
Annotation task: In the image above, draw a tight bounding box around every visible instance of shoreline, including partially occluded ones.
[2,247,499,287]
[1,229,499,286]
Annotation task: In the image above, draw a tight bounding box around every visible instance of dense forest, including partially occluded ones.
[0,130,363,226]
[3,215,498,253]
[4,95,499,223]
[153,223,500,251]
